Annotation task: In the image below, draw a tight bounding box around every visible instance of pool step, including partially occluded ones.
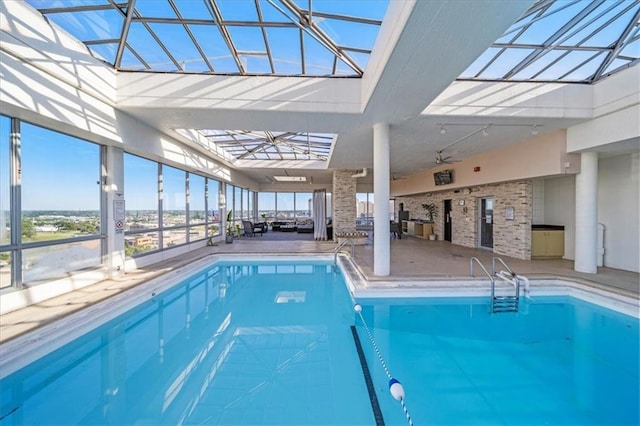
[492,295,519,313]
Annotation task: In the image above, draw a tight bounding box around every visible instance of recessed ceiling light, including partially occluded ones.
[273,176,306,182]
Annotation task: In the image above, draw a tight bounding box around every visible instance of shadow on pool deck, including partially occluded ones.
[1,236,637,343]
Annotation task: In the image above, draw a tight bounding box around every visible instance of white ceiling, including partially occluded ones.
[113,0,634,187]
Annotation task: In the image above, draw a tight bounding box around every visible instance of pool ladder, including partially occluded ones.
[470,257,529,314]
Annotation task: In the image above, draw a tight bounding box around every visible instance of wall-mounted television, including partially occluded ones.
[434,169,453,186]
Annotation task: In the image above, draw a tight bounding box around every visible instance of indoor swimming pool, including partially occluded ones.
[0,257,638,425]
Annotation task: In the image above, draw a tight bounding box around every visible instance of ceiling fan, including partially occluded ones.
[435,150,459,164]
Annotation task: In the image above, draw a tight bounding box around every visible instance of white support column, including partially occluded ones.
[373,123,390,276]
[106,145,125,278]
[575,152,598,273]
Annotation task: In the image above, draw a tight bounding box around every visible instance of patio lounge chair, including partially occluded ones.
[242,220,265,237]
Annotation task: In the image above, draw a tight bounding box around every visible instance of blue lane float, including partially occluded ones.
[354,304,414,426]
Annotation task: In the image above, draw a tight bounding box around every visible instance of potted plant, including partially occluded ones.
[421,203,438,240]
[225,211,234,243]
[422,203,437,222]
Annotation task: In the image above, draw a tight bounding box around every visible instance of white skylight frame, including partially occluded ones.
[181,129,336,162]
[459,0,640,84]
[25,0,388,77]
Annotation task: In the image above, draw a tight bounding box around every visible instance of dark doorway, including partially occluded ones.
[479,197,494,249]
[444,199,452,242]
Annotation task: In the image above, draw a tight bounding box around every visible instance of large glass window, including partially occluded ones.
[258,192,275,222]
[189,174,205,224]
[162,165,186,228]
[23,240,102,284]
[225,183,234,220]
[21,123,101,242]
[0,116,10,247]
[208,179,221,236]
[124,154,159,257]
[234,186,243,222]
[247,190,254,221]
[356,192,374,229]
[276,193,294,220]
[0,117,10,288]
[295,192,312,218]
[189,173,206,242]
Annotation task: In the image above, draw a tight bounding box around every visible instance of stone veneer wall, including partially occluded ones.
[396,180,533,259]
[332,170,358,238]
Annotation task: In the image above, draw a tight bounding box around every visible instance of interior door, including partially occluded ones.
[443,199,452,242]
[480,197,494,249]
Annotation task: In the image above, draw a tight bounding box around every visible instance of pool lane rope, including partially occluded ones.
[354,304,414,426]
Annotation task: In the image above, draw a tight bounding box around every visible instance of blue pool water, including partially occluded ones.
[1,259,638,425]
[357,297,639,426]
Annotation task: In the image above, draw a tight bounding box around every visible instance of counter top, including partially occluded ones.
[532,225,565,230]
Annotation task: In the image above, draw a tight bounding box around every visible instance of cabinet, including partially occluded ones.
[402,220,434,239]
[531,229,564,258]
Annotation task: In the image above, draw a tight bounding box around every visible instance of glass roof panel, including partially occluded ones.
[535,50,599,81]
[173,0,214,20]
[226,26,267,53]
[479,48,536,80]
[561,4,638,47]
[303,32,336,75]
[242,55,273,74]
[42,9,123,41]
[125,22,173,71]
[186,130,335,161]
[133,0,177,18]
[215,0,259,21]
[256,0,290,22]
[604,57,633,75]
[86,42,117,64]
[119,45,146,71]
[25,0,387,77]
[620,38,640,58]
[516,2,586,45]
[316,18,380,51]
[511,49,564,80]
[266,28,302,75]
[187,25,238,73]
[293,0,389,21]
[347,51,373,72]
[145,23,203,72]
[461,0,640,83]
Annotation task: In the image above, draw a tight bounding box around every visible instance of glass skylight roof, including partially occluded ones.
[25,0,389,77]
[186,130,335,161]
[460,0,640,83]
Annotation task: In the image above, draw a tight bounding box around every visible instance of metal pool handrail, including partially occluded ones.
[333,238,355,266]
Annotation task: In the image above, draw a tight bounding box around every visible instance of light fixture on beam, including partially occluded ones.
[440,125,447,135]
[273,176,307,182]
[530,125,539,135]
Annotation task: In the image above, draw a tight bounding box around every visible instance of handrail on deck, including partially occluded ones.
[334,238,355,266]
[492,257,513,276]
[470,257,493,281]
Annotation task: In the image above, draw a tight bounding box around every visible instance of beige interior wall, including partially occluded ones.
[391,130,579,197]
